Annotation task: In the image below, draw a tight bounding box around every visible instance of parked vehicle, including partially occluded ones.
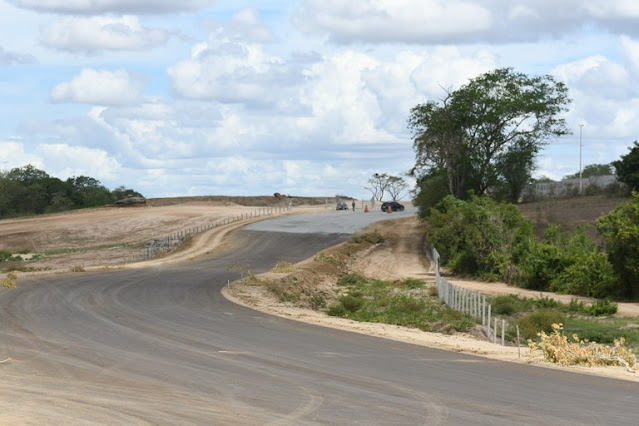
[336,202,348,210]
[381,201,405,212]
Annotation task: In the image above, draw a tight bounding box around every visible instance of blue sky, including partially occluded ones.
[1,0,638,199]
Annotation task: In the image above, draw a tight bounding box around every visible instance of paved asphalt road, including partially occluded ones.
[1,208,638,425]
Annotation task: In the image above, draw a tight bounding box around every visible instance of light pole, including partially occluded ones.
[579,124,583,195]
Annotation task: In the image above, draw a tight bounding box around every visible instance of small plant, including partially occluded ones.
[309,295,326,310]
[71,266,86,272]
[350,232,384,244]
[568,298,618,316]
[400,278,425,289]
[528,323,637,371]
[272,261,296,273]
[0,272,17,288]
[514,309,567,341]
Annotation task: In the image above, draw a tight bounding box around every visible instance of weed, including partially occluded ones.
[350,232,384,244]
[0,272,17,288]
[272,261,296,273]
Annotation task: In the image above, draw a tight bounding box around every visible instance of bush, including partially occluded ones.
[0,250,12,262]
[529,323,637,370]
[426,194,532,280]
[550,251,617,298]
[514,309,567,341]
[350,232,384,244]
[567,298,618,316]
[597,192,639,299]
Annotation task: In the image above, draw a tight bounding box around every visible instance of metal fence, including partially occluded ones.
[136,204,292,261]
[431,247,508,346]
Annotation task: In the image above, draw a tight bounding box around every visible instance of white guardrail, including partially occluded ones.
[431,248,508,346]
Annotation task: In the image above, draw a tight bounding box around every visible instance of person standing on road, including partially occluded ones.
[352,200,356,211]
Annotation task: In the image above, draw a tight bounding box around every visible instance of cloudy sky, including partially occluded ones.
[1,0,638,199]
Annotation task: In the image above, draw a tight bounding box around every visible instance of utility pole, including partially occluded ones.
[579,124,583,195]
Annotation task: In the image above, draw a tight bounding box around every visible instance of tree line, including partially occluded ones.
[406,67,639,301]
[0,164,143,219]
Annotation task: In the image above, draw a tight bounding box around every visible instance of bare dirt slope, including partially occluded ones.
[0,200,322,273]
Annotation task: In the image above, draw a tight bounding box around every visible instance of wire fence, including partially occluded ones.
[135,204,293,261]
[431,247,509,346]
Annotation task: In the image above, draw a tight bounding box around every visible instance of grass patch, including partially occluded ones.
[327,273,473,333]
[489,294,636,349]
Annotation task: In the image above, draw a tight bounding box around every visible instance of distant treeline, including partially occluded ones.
[0,164,143,219]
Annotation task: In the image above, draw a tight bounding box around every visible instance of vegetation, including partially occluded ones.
[528,324,637,371]
[613,141,639,191]
[364,173,408,201]
[563,163,613,180]
[408,67,571,207]
[0,164,142,219]
[326,274,474,333]
[596,192,639,299]
[424,195,631,299]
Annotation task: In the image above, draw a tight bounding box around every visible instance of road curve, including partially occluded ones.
[1,208,638,425]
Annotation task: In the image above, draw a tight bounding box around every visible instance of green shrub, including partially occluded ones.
[550,251,617,298]
[400,278,425,289]
[350,232,384,244]
[517,242,568,290]
[309,295,326,310]
[338,295,365,313]
[567,298,618,316]
[597,192,639,299]
[338,273,369,287]
[514,309,567,341]
[426,194,532,280]
[0,250,13,262]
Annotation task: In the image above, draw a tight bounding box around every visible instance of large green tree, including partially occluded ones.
[408,68,571,200]
[612,141,639,191]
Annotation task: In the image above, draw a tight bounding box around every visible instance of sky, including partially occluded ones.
[0,0,638,199]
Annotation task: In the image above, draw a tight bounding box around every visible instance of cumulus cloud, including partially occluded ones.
[36,144,121,181]
[168,38,289,105]
[293,0,639,45]
[553,55,634,101]
[41,15,170,53]
[8,0,211,15]
[50,68,145,106]
[0,141,42,170]
[205,8,275,44]
[294,0,493,43]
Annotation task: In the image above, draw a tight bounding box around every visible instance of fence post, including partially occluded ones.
[501,319,505,346]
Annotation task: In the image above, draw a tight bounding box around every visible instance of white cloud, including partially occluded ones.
[50,68,144,106]
[41,15,170,53]
[294,0,492,43]
[553,55,634,99]
[584,0,639,19]
[620,36,639,74]
[168,37,287,104]
[0,141,42,170]
[209,8,276,44]
[8,0,211,15]
[35,144,121,181]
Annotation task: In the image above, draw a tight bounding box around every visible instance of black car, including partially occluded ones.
[381,201,404,212]
[336,202,348,210]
